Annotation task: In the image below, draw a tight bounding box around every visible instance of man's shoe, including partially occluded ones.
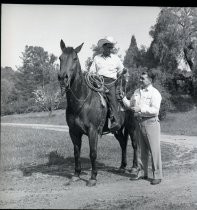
[130,175,148,180]
[141,176,148,180]
[130,170,147,180]
[151,179,161,185]
[110,122,120,133]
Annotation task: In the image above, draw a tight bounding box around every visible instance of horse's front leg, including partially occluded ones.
[114,128,128,172]
[69,129,82,181]
[87,126,98,187]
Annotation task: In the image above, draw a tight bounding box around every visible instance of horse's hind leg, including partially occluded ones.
[129,129,142,174]
[114,129,128,172]
[69,130,82,180]
[87,126,98,187]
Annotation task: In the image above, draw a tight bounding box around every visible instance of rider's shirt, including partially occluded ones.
[89,54,124,79]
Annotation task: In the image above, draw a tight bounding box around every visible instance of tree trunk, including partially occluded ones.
[48,98,53,117]
[183,47,194,71]
[48,109,52,118]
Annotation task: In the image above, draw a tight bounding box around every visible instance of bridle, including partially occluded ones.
[58,70,91,102]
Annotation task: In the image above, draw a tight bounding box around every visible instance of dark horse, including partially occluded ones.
[58,40,139,186]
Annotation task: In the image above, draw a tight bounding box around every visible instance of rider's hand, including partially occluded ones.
[121,68,128,75]
[116,88,125,101]
[117,68,127,78]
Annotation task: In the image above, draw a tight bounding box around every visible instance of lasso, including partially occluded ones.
[85,72,124,93]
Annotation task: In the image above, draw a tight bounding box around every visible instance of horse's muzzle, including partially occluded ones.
[58,73,71,95]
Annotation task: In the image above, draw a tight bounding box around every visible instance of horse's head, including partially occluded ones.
[58,39,84,95]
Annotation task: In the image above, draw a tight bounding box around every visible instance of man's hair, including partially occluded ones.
[141,71,156,82]
[103,43,114,48]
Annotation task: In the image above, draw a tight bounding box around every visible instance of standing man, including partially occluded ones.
[120,71,163,185]
[89,36,125,132]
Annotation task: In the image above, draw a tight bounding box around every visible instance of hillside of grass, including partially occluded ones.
[1,110,67,125]
[1,109,197,136]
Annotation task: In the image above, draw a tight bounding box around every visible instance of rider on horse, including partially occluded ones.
[89,36,127,133]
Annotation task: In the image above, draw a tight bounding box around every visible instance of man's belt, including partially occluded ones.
[135,115,158,122]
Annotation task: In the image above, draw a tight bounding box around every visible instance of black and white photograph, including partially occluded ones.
[1,4,197,209]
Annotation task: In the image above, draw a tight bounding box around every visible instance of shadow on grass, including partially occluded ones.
[19,142,197,183]
[19,151,132,181]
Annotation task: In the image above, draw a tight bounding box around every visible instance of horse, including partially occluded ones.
[58,40,139,186]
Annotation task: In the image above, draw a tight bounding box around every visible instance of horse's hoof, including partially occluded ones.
[71,176,80,182]
[117,167,126,173]
[86,179,97,187]
[130,167,139,175]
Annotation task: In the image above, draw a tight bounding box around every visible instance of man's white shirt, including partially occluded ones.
[89,54,124,79]
[122,84,162,117]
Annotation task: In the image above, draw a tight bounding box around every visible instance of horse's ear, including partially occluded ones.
[60,39,66,51]
[75,43,84,53]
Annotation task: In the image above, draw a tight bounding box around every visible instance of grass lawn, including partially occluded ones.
[1,126,196,177]
[1,108,197,136]
[161,108,197,136]
[1,109,67,125]
[0,126,129,172]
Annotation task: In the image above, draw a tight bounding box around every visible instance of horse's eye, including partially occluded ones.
[73,57,78,61]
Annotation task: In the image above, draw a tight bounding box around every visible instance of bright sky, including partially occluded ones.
[1,4,161,71]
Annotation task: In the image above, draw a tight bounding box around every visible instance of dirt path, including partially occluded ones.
[0,123,197,209]
[0,169,197,209]
[2,122,197,143]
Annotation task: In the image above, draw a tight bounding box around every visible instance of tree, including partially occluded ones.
[123,35,140,69]
[1,79,14,113]
[1,67,18,115]
[32,61,62,116]
[33,85,61,117]
[149,7,197,73]
[15,45,60,113]
[1,67,16,102]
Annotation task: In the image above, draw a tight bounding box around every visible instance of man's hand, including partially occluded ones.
[130,106,141,113]
[134,112,141,117]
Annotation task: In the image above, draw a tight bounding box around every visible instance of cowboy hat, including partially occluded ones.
[97,36,116,48]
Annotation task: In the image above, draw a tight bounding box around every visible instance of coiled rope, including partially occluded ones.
[85,73,105,92]
[85,72,123,93]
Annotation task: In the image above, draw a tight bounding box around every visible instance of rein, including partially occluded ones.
[68,82,91,102]
[62,75,92,116]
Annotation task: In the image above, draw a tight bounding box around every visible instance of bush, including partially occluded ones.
[1,97,42,116]
[171,94,195,112]
[1,100,27,116]
[57,97,67,109]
